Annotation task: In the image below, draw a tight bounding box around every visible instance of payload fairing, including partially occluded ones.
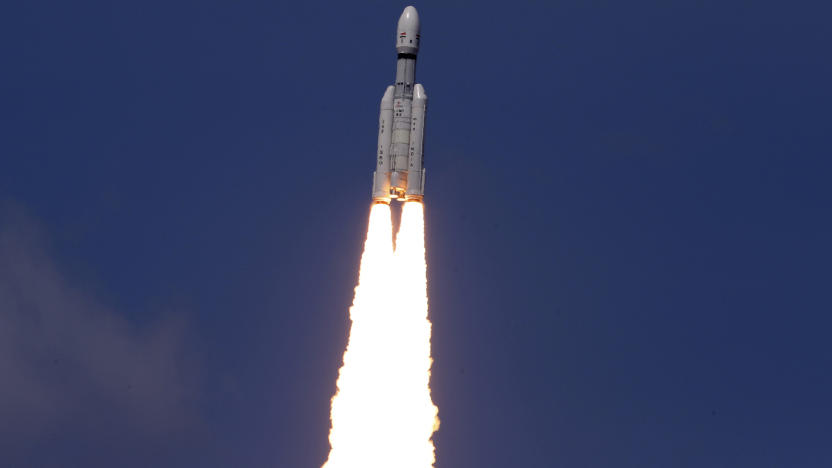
[372,6,427,204]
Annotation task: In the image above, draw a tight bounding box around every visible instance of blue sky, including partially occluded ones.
[2,1,831,466]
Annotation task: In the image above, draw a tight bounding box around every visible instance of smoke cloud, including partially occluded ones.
[0,204,198,461]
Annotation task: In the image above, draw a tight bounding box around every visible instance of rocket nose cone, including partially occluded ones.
[398,6,420,33]
[396,6,420,53]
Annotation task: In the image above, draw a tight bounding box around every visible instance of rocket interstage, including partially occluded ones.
[372,6,427,204]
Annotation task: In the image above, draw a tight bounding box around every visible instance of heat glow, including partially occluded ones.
[323,202,439,468]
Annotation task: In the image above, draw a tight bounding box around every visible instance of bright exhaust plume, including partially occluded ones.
[323,202,439,468]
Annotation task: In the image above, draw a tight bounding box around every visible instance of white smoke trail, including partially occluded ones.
[323,202,439,468]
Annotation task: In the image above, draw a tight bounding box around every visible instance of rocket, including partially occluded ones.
[372,6,426,204]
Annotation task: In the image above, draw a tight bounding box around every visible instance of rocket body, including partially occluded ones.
[372,6,427,203]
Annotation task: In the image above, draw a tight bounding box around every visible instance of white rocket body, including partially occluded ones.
[372,6,427,203]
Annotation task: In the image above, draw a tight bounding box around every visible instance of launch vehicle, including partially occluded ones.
[371,6,426,203]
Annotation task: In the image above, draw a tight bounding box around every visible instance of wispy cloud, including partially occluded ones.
[0,203,200,453]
